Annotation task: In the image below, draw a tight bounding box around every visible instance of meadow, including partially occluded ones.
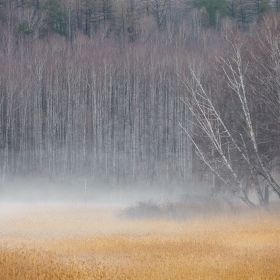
[0,204,280,279]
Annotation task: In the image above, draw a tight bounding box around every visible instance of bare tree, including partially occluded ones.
[180,29,280,207]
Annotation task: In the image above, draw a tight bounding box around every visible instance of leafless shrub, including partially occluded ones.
[120,195,233,219]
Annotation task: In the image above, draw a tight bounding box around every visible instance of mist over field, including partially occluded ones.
[0,175,199,205]
[1,0,280,278]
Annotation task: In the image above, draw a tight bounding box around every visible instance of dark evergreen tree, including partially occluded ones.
[194,0,227,26]
[44,0,67,35]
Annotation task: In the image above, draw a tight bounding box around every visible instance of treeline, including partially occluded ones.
[0,0,280,206]
[0,0,278,41]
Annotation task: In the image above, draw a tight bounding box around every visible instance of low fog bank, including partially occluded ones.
[0,175,211,206]
[1,175,278,209]
[0,177,279,239]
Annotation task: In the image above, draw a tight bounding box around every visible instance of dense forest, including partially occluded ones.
[0,0,280,206]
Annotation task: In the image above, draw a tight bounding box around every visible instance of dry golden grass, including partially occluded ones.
[0,204,280,279]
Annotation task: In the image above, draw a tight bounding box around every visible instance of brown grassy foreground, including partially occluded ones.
[0,204,280,279]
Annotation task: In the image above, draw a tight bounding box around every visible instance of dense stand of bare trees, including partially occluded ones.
[0,0,279,206]
[0,33,197,188]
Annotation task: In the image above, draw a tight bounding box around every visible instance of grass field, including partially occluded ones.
[0,204,280,279]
